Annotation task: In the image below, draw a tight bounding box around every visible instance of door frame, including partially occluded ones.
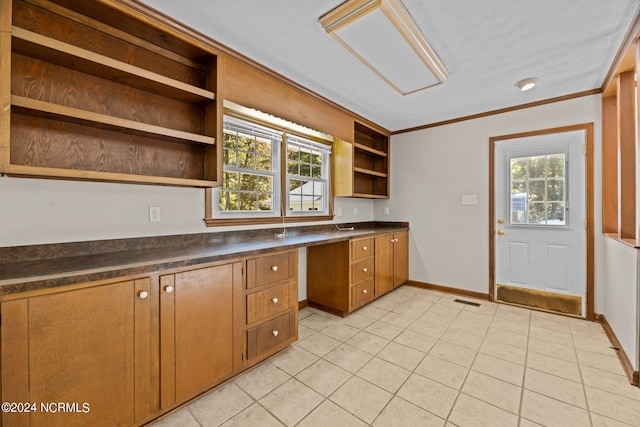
[489,123,595,320]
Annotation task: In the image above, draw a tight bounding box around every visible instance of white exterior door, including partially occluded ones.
[494,130,586,316]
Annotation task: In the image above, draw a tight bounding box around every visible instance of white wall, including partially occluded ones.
[376,94,602,296]
[0,177,373,247]
[602,237,639,370]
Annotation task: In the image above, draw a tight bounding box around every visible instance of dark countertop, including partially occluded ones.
[0,222,409,296]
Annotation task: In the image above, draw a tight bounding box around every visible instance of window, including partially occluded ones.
[216,116,281,217]
[286,135,330,215]
[212,115,331,222]
[509,151,567,226]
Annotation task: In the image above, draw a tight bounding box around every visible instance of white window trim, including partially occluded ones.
[286,134,331,216]
[214,115,332,220]
[213,116,282,219]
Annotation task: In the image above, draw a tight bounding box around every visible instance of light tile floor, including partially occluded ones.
[150,286,640,427]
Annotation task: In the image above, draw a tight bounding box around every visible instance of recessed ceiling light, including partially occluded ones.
[515,77,538,91]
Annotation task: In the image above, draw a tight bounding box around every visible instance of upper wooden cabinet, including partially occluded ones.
[334,121,390,198]
[0,0,223,187]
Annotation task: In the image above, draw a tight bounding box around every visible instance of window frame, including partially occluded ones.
[206,112,333,226]
[507,147,570,228]
[285,134,331,217]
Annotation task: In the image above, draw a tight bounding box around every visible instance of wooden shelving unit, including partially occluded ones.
[334,121,390,198]
[0,0,223,187]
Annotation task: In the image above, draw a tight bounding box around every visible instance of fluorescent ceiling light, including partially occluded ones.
[320,0,448,96]
[515,77,538,91]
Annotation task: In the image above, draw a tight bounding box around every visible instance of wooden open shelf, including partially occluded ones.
[1,0,223,187]
[11,27,215,103]
[12,96,215,145]
[334,122,389,199]
[334,121,390,198]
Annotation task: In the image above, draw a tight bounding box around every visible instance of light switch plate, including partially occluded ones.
[149,206,161,222]
[461,195,477,206]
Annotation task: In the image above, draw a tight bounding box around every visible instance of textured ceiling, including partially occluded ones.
[140,0,639,132]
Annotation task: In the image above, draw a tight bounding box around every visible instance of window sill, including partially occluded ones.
[204,215,333,227]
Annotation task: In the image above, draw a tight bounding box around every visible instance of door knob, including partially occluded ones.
[497,218,505,224]
[271,297,278,304]
[497,230,505,236]
[271,265,278,272]
[138,291,149,299]
[164,286,174,293]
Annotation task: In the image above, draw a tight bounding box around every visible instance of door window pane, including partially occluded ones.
[509,152,566,225]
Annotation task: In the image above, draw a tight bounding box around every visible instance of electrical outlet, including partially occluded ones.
[384,207,390,216]
[353,207,358,216]
[335,207,343,216]
[149,206,161,222]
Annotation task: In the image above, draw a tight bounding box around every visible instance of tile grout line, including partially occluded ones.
[367,294,444,426]
[442,299,497,424]
[517,307,532,427]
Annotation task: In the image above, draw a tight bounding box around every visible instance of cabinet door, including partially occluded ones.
[375,235,394,296]
[393,232,409,287]
[160,262,243,407]
[1,279,151,427]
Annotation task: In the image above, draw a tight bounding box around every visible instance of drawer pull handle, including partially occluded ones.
[165,286,174,293]
[272,297,279,304]
[271,265,278,272]
[362,267,367,273]
[138,291,149,299]
[272,330,279,337]
[363,246,367,251]
[362,289,368,294]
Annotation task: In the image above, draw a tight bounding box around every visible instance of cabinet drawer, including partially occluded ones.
[246,282,293,324]
[247,312,296,360]
[350,238,373,262]
[351,258,373,284]
[351,279,374,309]
[247,251,296,289]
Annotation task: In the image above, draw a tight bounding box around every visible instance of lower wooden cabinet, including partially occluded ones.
[0,250,299,426]
[159,262,244,409]
[1,279,152,427]
[375,231,409,296]
[307,232,408,316]
[244,250,298,367]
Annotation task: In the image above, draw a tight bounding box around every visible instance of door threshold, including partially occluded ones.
[496,284,582,317]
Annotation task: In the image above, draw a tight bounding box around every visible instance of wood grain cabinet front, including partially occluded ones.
[159,262,244,410]
[1,279,152,427]
[244,250,298,367]
[307,232,409,316]
[375,231,409,297]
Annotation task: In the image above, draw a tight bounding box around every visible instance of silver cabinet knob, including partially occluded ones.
[271,265,278,272]
[138,291,149,299]
[362,246,367,251]
[272,330,279,336]
[272,297,278,304]
[362,289,368,294]
[362,267,367,272]
[165,286,174,293]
